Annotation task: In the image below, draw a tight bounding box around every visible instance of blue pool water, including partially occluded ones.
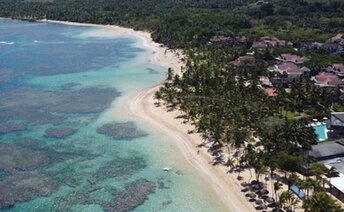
[0,19,224,211]
[313,124,328,142]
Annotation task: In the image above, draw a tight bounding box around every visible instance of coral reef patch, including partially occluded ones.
[96,122,148,140]
[106,179,156,212]
[44,127,77,139]
[0,173,57,209]
[0,123,27,134]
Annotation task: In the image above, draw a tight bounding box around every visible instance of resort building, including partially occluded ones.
[210,35,231,42]
[323,156,344,203]
[278,54,307,64]
[251,36,292,50]
[309,142,344,161]
[264,88,277,97]
[268,63,310,81]
[230,56,255,67]
[259,76,273,87]
[325,64,344,78]
[309,142,344,203]
[331,112,344,132]
[311,72,343,88]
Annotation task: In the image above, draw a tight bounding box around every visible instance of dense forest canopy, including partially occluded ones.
[1,0,344,47]
[2,0,344,210]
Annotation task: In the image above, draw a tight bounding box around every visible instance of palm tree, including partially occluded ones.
[303,192,344,212]
[274,181,282,207]
[301,177,316,198]
[279,191,299,212]
[167,67,174,81]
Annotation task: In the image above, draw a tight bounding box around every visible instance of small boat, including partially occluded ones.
[163,167,172,172]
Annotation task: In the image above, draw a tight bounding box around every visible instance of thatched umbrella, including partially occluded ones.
[245,192,256,198]
[265,197,274,203]
[241,182,249,187]
[256,189,269,196]
[241,187,249,192]
[251,180,259,185]
[255,199,264,205]
[256,204,268,210]
[268,202,278,208]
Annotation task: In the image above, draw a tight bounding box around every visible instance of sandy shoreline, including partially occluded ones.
[41,19,255,211]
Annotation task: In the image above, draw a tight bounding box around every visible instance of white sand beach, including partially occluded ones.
[41,19,255,211]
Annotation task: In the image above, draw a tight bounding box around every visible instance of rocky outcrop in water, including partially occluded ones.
[0,123,27,134]
[0,173,57,209]
[96,122,148,140]
[44,127,77,139]
[106,179,156,212]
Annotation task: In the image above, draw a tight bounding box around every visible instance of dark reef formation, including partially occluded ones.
[0,173,57,209]
[52,179,156,212]
[96,122,148,140]
[0,123,27,134]
[106,179,156,212]
[0,143,50,173]
[88,157,146,185]
[60,82,80,90]
[0,87,121,125]
[44,127,77,139]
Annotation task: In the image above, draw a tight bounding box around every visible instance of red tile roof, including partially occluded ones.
[314,72,343,87]
[230,56,255,66]
[277,62,300,74]
[264,88,277,97]
[280,54,306,64]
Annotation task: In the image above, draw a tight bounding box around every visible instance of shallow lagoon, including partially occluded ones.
[0,19,222,211]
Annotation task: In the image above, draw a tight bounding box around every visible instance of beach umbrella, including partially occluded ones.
[257,189,269,196]
[241,187,249,192]
[255,200,264,205]
[251,180,259,185]
[252,184,261,190]
[265,197,274,203]
[241,182,248,187]
[258,204,267,210]
[268,202,278,208]
[246,192,256,198]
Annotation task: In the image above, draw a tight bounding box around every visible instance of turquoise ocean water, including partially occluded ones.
[0,19,223,211]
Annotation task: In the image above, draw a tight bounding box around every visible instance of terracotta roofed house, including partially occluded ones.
[264,88,277,97]
[326,34,344,44]
[251,36,291,50]
[322,34,344,54]
[260,36,286,47]
[230,56,255,67]
[251,41,268,49]
[280,53,307,64]
[210,35,231,42]
[270,62,303,78]
[326,64,344,78]
[311,72,343,87]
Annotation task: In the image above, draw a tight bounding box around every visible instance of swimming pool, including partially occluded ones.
[312,123,328,142]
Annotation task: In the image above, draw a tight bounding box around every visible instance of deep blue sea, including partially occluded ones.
[0,19,223,211]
